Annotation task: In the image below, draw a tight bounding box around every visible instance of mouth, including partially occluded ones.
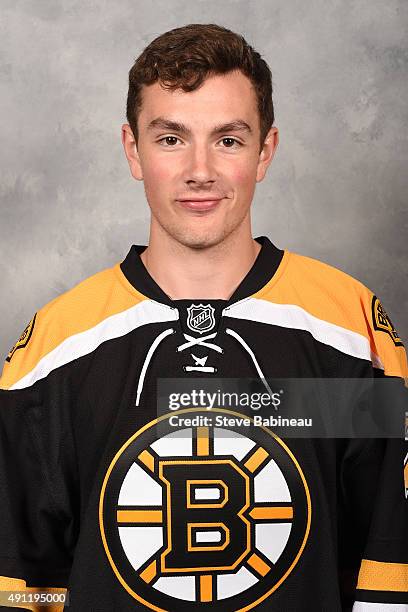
[176,198,224,212]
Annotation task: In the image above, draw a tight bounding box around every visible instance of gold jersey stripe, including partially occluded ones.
[244,447,269,473]
[117,509,163,524]
[139,560,157,584]
[0,575,26,591]
[199,574,213,602]
[138,449,155,472]
[0,577,67,612]
[196,426,210,456]
[356,559,408,592]
[249,505,293,520]
[247,552,271,577]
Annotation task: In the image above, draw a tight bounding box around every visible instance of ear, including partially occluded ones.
[256,126,279,183]
[121,124,143,181]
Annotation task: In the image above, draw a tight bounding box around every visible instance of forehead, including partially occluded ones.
[138,70,259,129]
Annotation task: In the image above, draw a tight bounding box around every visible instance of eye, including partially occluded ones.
[220,137,242,148]
[157,136,181,146]
[157,136,242,148]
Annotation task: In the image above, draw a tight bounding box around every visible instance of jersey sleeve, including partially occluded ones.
[0,312,78,611]
[341,290,408,611]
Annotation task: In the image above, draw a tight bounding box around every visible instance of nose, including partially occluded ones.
[184,143,216,186]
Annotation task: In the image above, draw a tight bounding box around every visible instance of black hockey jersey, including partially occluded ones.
[0,235,407,612]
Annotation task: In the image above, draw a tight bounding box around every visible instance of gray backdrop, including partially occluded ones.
[1,0,407,360]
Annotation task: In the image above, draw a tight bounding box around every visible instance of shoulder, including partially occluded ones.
[285,250,367,293]
[0,261,144,390]
[258,250,407,378]
[260,249,373,322]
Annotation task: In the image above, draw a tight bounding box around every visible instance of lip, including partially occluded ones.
[177,198,223,211]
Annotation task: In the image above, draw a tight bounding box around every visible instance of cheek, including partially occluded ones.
[228,161,257,194]
[143,156,174,183]
[234,167,253,185]
[142,158,176,203]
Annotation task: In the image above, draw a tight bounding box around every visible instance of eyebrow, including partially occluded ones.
[146,116,253,136]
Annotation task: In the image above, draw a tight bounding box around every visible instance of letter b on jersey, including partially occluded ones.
[159,459,250,572]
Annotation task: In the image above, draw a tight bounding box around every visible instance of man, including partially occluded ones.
[0,23,407,612]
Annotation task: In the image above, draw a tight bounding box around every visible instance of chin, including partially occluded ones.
[179,236,218,250]
[170,227,228,250]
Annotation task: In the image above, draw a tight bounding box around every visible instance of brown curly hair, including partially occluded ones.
[126,23,274,152]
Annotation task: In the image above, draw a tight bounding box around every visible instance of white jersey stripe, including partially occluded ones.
[352,602,408,611]
[10,300,178,390]
[223,298,383,369]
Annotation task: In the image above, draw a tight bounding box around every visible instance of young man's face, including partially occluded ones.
[122,69,278,249]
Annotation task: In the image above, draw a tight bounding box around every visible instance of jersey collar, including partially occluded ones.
[120,235,284,307]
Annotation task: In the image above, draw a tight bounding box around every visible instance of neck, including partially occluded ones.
[140,223,261,300]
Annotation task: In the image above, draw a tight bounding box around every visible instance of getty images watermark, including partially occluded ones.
[157,378,408,438]
[165,387,314,428]
[168,388,282,411]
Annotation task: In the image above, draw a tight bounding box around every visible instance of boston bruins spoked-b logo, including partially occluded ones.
[99,409,311,611]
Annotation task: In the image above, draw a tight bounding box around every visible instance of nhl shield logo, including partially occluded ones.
[187,303,216,334]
